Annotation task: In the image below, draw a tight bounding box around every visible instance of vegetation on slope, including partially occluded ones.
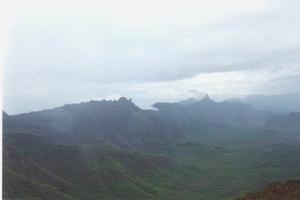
[3,97,300,199]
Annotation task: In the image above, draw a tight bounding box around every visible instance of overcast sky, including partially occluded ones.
[2,0,300,114]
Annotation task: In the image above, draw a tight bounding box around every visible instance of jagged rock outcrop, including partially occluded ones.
[238,180,300,200]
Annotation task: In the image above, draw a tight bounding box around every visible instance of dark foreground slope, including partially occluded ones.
[3,133,203,200]
[3,97,300,200]
[238,180,300,200]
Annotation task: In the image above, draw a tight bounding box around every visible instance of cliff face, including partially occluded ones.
[238,180,300,200]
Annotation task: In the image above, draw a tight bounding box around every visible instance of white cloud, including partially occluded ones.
[5,64,300,114]
[3,0,300,113]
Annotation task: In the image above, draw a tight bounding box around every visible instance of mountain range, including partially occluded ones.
[3,96,300,199]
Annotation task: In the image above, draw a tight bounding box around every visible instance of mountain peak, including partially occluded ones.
[200,94,215,103]
[54,97,141,114]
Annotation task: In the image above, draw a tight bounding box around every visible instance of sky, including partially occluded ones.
[1,0,300,114]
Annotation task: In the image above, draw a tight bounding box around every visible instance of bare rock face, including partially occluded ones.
[238,180,300,200]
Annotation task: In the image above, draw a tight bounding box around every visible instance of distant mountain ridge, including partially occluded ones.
[178,97,199,105]
[226,94,300,113]
[153,95,270,129]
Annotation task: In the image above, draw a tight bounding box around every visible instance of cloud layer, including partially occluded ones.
[3,0,300,114]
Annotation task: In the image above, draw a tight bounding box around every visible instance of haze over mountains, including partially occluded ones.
[226,94,300,113]
[3,96,300,199]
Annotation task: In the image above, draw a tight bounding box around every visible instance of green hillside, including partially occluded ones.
[3,97,300,199]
